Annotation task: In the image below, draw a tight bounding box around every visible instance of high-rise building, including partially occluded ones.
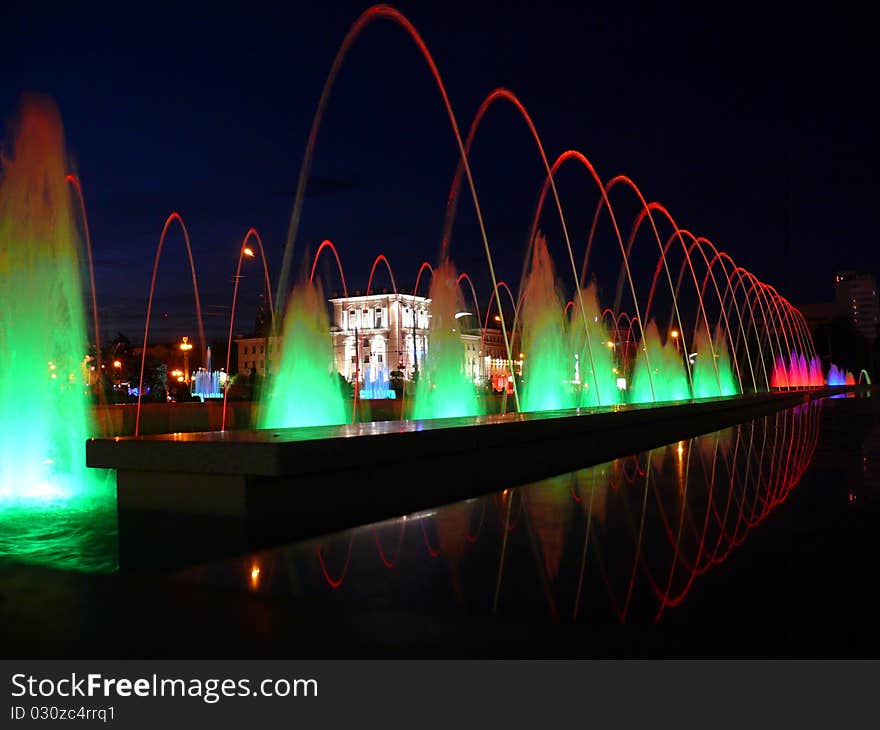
[835,271,879,342]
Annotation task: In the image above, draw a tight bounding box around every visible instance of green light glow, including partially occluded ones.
[259,279,349,429]
[0,95,116,573]
[692,324,740,398]
[570,283,622,408]
[520,234,575,412]
[630,320,691,403]
[413,261,483,420]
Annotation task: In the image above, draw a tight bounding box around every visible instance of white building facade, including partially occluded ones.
[233,293,519,388]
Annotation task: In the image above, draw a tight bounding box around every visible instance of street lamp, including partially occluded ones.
[670,329,680,353]
[179,336,193,383]
[223,229,275,432]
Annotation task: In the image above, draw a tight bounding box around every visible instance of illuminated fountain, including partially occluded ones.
[691,324,739,398]
[519,234,575,412]
[568,283,622,407]
[192,346,223,399]
[827,364,847,387]
[360,364,395,400]
[413,260,483,420]
[259,278,349,429]
[0,95,115,571]
[630,321,690,404]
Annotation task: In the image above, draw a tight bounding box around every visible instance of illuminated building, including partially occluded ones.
[835,270,879,342]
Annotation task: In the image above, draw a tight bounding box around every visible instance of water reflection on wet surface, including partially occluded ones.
[175,394,880,648]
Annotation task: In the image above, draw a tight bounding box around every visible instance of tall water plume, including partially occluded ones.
[519,234,575,412]
[630,320,691,404]
[569,283,621,407]
[259,278,348,428]
[0,95,115,570]
[412,260,482,420]
[692,323,739,398]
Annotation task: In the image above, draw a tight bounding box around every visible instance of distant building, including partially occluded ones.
[799,301,844,332]
[328,292,427,384]
[235,336,279,376]
[232,292,520,386]
[329,292,504,385]
[835,271,879,342]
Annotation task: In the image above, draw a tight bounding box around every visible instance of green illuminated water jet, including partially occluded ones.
[259,278,349,428]
[692,324,739,398]
[569,283,622,408]
[0,95,115,572]
[520,234,575,412]
[413,260,482,420]
[630,320,691,404]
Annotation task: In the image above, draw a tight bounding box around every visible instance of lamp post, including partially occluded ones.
[221,230,275,431]
[179,336,193,384]
[670,329,680,353]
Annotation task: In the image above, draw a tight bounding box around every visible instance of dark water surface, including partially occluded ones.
[170,393,880,656]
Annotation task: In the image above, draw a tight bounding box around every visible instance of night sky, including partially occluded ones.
[2,0,877,343]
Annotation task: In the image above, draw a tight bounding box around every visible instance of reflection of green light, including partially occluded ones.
[259,280,349,429]
[413,261,483,420]
[0,96,117,573]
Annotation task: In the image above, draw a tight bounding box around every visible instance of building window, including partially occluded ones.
[378,354,383,363]
[363,338,370,349]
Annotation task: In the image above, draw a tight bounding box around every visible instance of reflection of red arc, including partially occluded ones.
[317,537,354,589]
[374,520,406,569]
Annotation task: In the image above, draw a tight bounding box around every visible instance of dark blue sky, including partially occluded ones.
[2,0,877,343]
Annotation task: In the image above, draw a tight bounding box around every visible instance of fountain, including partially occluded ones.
[691,323,739,398]
[0,95,115,571]
[0,6,861,576]
[413,260,483,420]
[569,283,622,407]
[519,234,575,412]
[192,346,224,399]
[630,321,690,404]
[259,278,349,429]
[360,364,395,400]
[827,363,847,387]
